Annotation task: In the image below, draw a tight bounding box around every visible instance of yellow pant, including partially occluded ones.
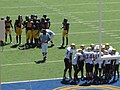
[16,27,22,35]
[26,30,32,40]
[32,30,39,39]
[62,30,68,37]
[5,28,11,34]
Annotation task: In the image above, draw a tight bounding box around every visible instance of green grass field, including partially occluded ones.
[0,0,120,82]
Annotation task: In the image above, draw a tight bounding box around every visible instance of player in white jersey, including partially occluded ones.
[105,43,113,54]
[103,50,112,83]
[46,29,55,47]
[111,48,119,80]
[84,47,94,83]
[63,43,76,80]
[72,49,84,83]
[39,29,50,62]
[90,43,95,51]
[34,29,50,64]
[76,44,85,53]
[93,48,103,82]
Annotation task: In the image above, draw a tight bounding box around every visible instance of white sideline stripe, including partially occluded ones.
[0,1,120,9]
[2,77,62,84]
[2,73,120,84]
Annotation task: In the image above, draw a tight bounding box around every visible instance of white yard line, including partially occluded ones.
[0,1,120,9]
[110,35,119,37]
[2,77,62,84]
[1,60,63,67]
[115,37,120,39]
[1,9,120,17]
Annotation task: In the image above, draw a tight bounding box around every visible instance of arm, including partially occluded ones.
[69,53,73,63]
[14,20,17,32]
[66,23,69,34]
[10,20,13,29]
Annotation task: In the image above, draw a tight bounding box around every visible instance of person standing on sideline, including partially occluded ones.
[39,29,50,62]
[60,18,69,47]
[5,16,13,44]
[63,43,76,81]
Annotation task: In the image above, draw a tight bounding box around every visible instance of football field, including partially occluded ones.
[0,0,120,89]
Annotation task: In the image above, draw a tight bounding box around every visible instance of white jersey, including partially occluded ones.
[46,29,55,42]
[104,54,111,64]
[46,29,55,36]
[40,33,50,43]
[65,47,74,59]
[111,52,119,65]
[72,52,84,65]
[84,51,94,64]
[94,52,103,64]
[106,46,113,54]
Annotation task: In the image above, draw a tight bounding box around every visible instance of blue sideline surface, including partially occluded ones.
[1,77,120,90]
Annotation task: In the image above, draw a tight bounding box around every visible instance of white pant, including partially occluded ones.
[42,43,48,52]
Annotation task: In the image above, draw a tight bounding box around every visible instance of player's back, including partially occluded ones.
[65,47,74,59]
[84,51,94,64]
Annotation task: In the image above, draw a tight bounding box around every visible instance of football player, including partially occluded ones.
[5,16,13,43]
[45,17,51,29]
[39,29,50,62]
[60,18,69,47]
[63,43,76,80]
[93,47,104,83]
[84,47,94,83]
[103,50,112,83]
[111,48,119,80]
[90,43,95,51]
[72,48,84,83]
[14,15,23,45]
[76,44,85,52]
[40,15,50,29]
[32,16,39,47]
[46,29,55,47]
[24,17,33,47]
[105,43,113,54]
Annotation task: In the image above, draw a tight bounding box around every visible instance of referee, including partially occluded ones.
[39,29,50,62]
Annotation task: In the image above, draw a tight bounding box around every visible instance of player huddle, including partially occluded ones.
[1,14,54,48]
[63,43,119,85]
